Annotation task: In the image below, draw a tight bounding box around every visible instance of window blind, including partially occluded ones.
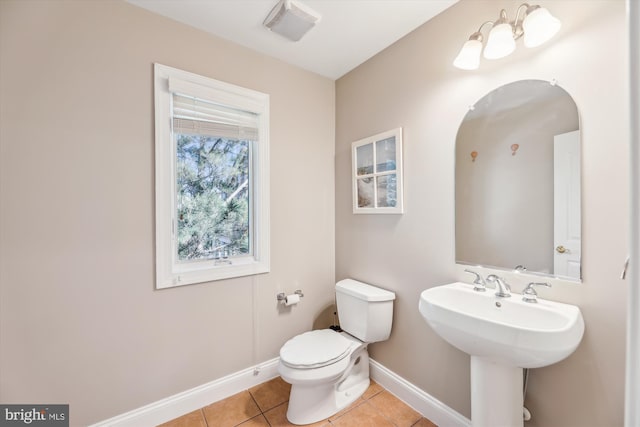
[172,94,259,140]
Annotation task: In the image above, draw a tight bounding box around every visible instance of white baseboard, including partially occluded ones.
[370,359,471,427]
[89,358,280,427]
[90,357,468,427]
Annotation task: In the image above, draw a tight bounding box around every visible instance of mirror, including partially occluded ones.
[455,80,581,280]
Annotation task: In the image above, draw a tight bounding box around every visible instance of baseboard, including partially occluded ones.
[370,359,471,427]
[90,357,469,427]
[89,358,280,427]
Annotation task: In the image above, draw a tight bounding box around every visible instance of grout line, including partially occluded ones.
[261,404,273,427]
[200,409,209,427]
[248,386,278,427]
[249,390,269,427]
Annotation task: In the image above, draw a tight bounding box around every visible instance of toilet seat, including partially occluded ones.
[280,329,354,369]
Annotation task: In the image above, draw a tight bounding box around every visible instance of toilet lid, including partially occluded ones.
[280,329,354,369]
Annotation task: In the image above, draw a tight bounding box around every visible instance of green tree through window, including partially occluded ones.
[176,133,250,261]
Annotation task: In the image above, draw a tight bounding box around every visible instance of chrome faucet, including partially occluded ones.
[486,274,511,297]
[464,269,487,292]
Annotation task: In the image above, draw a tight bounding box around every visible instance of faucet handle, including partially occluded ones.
[522,282,551,303]
[464,269,486,292]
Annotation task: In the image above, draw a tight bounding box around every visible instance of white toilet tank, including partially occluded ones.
[335,279,396,343]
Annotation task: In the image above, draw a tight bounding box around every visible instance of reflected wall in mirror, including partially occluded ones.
[455,80,581,280]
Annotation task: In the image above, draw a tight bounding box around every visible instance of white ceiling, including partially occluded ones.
[127,0,459,80]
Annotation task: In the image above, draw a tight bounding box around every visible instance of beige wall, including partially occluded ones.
[0,1,335,425]
[336,1,628,426]
[1,0,630,426]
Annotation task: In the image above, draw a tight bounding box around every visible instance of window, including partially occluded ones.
[154,64,270,288]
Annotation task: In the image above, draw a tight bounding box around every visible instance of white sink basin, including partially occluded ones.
[418,282,585,368]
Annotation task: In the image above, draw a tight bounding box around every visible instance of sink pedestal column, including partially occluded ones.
[471,356,523,427]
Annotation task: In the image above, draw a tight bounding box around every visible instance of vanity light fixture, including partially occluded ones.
[453,3,561,70]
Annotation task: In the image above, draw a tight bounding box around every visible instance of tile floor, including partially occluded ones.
[159,377,438,427]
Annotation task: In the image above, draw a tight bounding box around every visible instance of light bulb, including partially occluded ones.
[453,38,483,70]
[523,7,561,48]
[483,22,516,59]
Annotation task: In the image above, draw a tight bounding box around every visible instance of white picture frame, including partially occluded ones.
[351,127,404,214]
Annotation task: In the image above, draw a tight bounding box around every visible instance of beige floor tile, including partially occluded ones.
[361,380,384,400]
[236,414,270,426]
[263,402,330,427]
[412,417,438,427]
[330,401,395,427]
[158,375,430,427]
[368,391,422,427]
[327,380,378,421]
[249,376,292,412]
[327,398,365,422]
[202,390,261,427]
[157,409,206,427]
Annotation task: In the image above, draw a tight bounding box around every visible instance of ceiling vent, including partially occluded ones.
[263,0,321,42]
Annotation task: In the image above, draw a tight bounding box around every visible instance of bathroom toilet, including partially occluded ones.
[278,279,395,425]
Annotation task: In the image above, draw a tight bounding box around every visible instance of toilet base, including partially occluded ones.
[286,349,370,425]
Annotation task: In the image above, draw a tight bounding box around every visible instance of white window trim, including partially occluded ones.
[351,128,404,214]
[154,63,270,289]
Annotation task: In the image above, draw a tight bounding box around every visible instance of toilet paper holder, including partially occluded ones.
[277,289,304,302]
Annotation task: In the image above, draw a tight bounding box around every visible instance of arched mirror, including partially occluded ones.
[455,80,581,280]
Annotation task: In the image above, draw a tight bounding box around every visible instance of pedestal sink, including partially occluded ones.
[418,282,584,427]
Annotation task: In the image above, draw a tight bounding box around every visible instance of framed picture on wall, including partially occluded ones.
[351,127,404,214]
